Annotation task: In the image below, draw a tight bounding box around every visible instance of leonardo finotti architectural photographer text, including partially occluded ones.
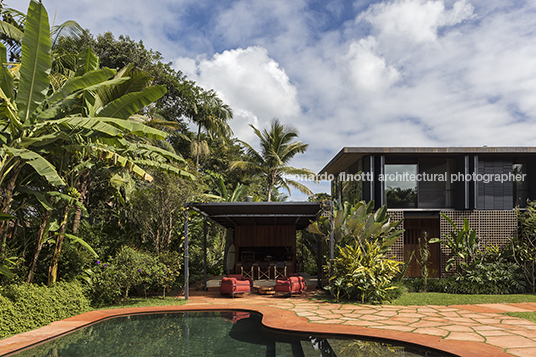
[289,172,527,183]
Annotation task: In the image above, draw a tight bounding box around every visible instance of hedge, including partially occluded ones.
[0,281,90,339]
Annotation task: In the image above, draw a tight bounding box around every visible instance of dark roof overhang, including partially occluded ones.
[319,146,536,176]
[188,202,322,230]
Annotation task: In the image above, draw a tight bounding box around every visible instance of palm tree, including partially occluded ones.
[186,89,233,169]
[230,119,314,202]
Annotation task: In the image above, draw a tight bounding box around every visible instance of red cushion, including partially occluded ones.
[275,275,304,294]
[227,274,253,287]
[221,277,250,295]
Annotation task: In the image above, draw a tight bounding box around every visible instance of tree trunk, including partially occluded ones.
[196,125,202,169]
[72,170,90,234]
[267,175,275,202]
[47,203,70,285]
[166,212,173,252]
[0,164,22,254]
[27,210,51,284]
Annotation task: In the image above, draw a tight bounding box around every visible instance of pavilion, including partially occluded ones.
[183,201,323,299]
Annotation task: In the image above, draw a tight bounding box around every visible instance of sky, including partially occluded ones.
[13,0,536,200]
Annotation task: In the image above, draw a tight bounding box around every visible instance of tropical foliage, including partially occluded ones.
[430,214,481,272]
[308,200,404,303]
[89,246,177,306]
[327,240,402,303]
[0,0,192,285]
[513,200,536,293]
[308,200,403,249]
[0,281,90,339]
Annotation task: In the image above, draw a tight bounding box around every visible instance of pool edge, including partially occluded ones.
[0,304,508,357]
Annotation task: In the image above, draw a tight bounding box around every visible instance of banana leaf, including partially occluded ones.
[98,117,168,140]
[134,159,195,180]
[97,69,154,106]
[128,142,187,163]
[48,68,116,103]
[0,264,14,278]
[4,146,64,186]
[97,85,166,120]
[0,21,23,43]
[64,233,98,258]
[0,213,15,221]
[0,43,14,101]
[20,132,71,148]
[16,187,54,211]
[16,0,51,124]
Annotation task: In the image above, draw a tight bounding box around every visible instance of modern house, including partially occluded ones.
[319,147,536,277]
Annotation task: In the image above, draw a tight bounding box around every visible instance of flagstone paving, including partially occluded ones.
[184,289,536,357]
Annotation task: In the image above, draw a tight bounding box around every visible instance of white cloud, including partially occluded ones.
[357,0,475,44]
[344,36,401,92]
[173,46,300,144]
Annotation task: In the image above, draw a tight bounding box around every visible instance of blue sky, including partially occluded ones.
[15,0,536,200]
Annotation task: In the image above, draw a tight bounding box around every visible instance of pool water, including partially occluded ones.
[10,311,453,357]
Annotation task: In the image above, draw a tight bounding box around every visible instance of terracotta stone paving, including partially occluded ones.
[3,288,536,357]
[183,289,536,356]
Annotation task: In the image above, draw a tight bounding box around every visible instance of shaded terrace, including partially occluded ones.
[183,201,323,299]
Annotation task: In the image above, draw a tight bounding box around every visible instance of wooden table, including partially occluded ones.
[254,285,276,295]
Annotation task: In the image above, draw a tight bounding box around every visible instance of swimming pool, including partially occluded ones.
[8,311,454,356]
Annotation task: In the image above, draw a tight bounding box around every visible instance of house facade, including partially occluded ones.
[319,147,536,277]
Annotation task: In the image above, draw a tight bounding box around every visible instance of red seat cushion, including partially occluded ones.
[221,277,250,295]
[227,274,253,287]
[275,275,304,294]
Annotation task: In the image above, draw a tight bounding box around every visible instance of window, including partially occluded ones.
[514,162,529,207]
[384,164,417,208]
[418,158,455,208]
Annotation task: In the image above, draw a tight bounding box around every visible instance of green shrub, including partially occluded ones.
[88,260,124,306]
[88,246,175,306]
[158,251,182,291]
[0,282,90,339]
[448,261,527,294]
[326,240,402,303]
[384,282,407,301]
[403,277,452,293]
[0,295,20,338]
[404,261,527,295]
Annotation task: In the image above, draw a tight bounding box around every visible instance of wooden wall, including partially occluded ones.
[403,218,441,278]
[234,225,297,275]
[235,225,296,248]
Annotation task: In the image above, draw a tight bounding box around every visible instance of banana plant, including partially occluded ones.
[0,1,190,213]
[0,212,15,278]
[430,214,481,272]
[0,1,193,282]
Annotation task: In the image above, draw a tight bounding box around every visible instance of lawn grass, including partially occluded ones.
[312,290,536,306]
[94,296,187,310]
[390,292,536,306]
[506,311,536,323]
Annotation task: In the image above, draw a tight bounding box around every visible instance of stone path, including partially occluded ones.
[186,288,536,357]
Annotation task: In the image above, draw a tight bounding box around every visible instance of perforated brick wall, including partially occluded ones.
[387,210,405,262]
[439,210,517,276]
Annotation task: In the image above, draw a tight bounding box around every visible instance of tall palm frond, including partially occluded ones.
[230,118,314,201]
[185,88,233,168]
